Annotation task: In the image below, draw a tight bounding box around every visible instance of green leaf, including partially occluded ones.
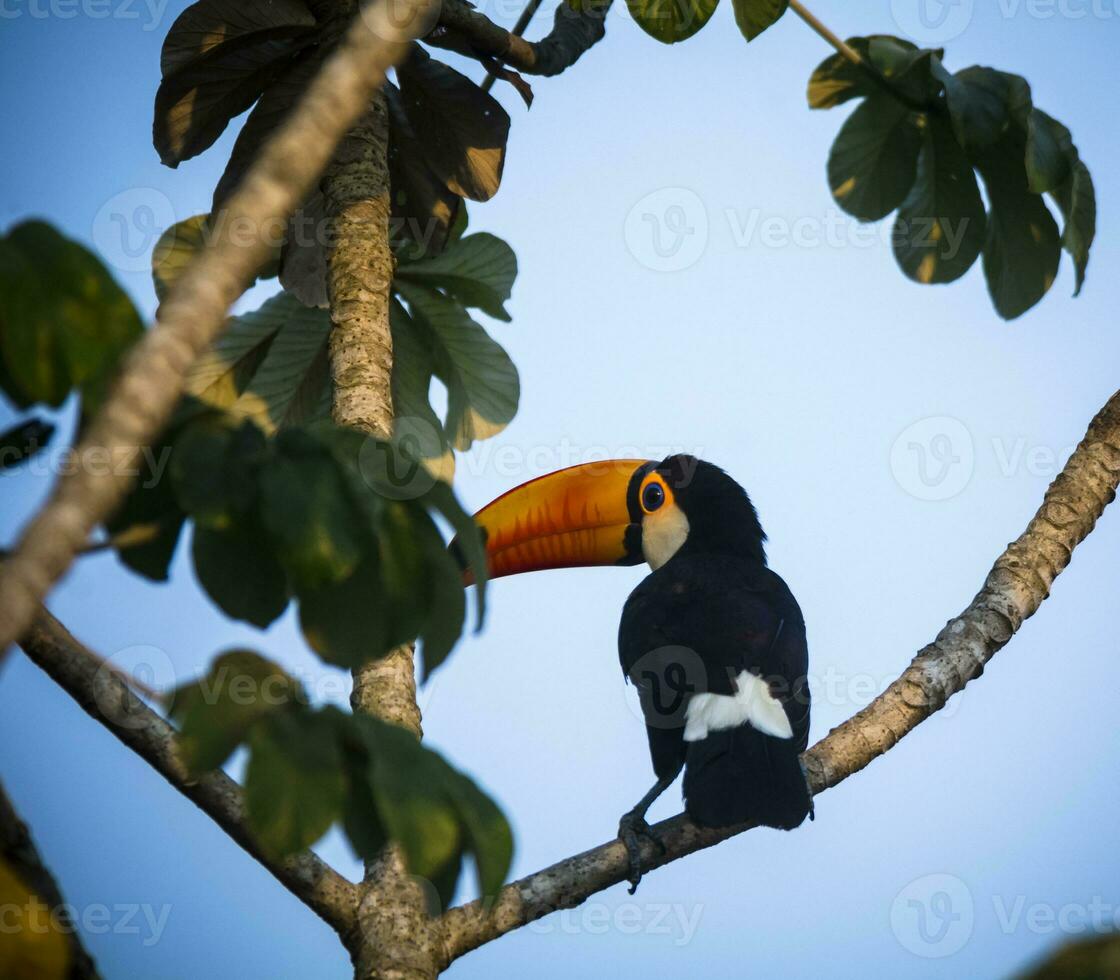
[152,215,209,301]
[892,115,986,285]
[935,64,1013,153]
[975,128,1061,319]
[170,649,303,772]
[394,284,519,452]
[152,214,278,302]
[105,431,187,581]
[445,771,514,898]
[395,47,510,202]
[0,417,54,471]
[827,95,922,221]
[213,47,323,208]
[153,0,318,165]
[387,84,463,262]
[298,555,389,668]
[807,36,914,109]
[258,429,364,589]
[625,0,719,43]
[359,719,463,903]
[731,0,787,42]
[184,292,331,432]
[415,532,467,679]
[170,416,266,529]
[395,233,517,322]
[1030,111,1095,294]
[389,299,455,482]
[425,477,487,630]
[192,519,290,628]
[246,709,346,857]
[0,221,143,421]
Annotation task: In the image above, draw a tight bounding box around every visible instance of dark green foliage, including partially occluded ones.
[0,221,142,421]
[810,40,1095,318]
[172,656,514,903]
[0,417,54,471]
[114,411,486,675]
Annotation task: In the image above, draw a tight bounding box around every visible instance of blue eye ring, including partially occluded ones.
[641,481,665,513]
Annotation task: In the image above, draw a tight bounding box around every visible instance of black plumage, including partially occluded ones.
[616,457,812,847]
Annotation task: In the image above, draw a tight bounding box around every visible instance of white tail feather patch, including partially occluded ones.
[683,670,794,742]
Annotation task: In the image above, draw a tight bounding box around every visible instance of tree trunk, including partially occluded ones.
[322,69,442,980]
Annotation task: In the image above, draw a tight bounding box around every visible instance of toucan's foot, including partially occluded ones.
[617,810,666,894]
[800,760,816,822]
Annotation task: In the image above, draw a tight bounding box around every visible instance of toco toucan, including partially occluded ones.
[466,455,812,891]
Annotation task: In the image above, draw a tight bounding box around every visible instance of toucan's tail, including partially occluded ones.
[682,725,811,830]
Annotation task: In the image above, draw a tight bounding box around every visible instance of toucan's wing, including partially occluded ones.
[618,555,810,751]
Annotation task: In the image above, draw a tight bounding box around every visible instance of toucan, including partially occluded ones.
[466,455,812,891]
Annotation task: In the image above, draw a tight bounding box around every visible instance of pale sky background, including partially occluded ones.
[2,1,1118,977]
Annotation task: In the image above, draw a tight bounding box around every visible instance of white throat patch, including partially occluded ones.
[683,670,794,741]
[641,506,690,570]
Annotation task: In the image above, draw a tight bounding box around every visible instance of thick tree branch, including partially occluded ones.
[16,609,360,937]
[0,778,101,979]
[431,0,610,76]
[317,17,435,977]
[0,0,434,656]
[439,388,1120,964]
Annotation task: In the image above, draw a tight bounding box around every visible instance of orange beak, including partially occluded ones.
[465,459,652,583]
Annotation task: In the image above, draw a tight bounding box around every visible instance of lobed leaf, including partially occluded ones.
[625,0,719,43]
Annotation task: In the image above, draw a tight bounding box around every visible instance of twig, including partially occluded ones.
[17,608,360,936]
[0,0,436,657]
[789,0,862,66]
[433,0,610,77]
[480,0,545,91]
[438,388,1120,964]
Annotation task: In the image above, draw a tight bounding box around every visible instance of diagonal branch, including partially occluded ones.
[439,388,1120,964]
[16,609,360,936]
[0,0,435,657]
[430,0,611,76]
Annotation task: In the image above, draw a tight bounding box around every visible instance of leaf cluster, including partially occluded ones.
[170,649,513,906]
[109,410,487,678]
[810,37,1095,319]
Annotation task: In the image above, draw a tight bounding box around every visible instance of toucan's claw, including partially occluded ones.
[617,811,665,894]
[800,760,816,822]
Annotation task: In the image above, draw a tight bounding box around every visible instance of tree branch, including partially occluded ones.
[16,609,360,937]
[431,0,611,77]
[0,778,101,979]
[0,0,435,657]
[439,388,1120,964]
[317,16,437,977]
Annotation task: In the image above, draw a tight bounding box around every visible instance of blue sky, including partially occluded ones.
[2,1,1119,977]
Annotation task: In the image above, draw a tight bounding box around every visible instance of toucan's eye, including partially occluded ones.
[641,481,665,513]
